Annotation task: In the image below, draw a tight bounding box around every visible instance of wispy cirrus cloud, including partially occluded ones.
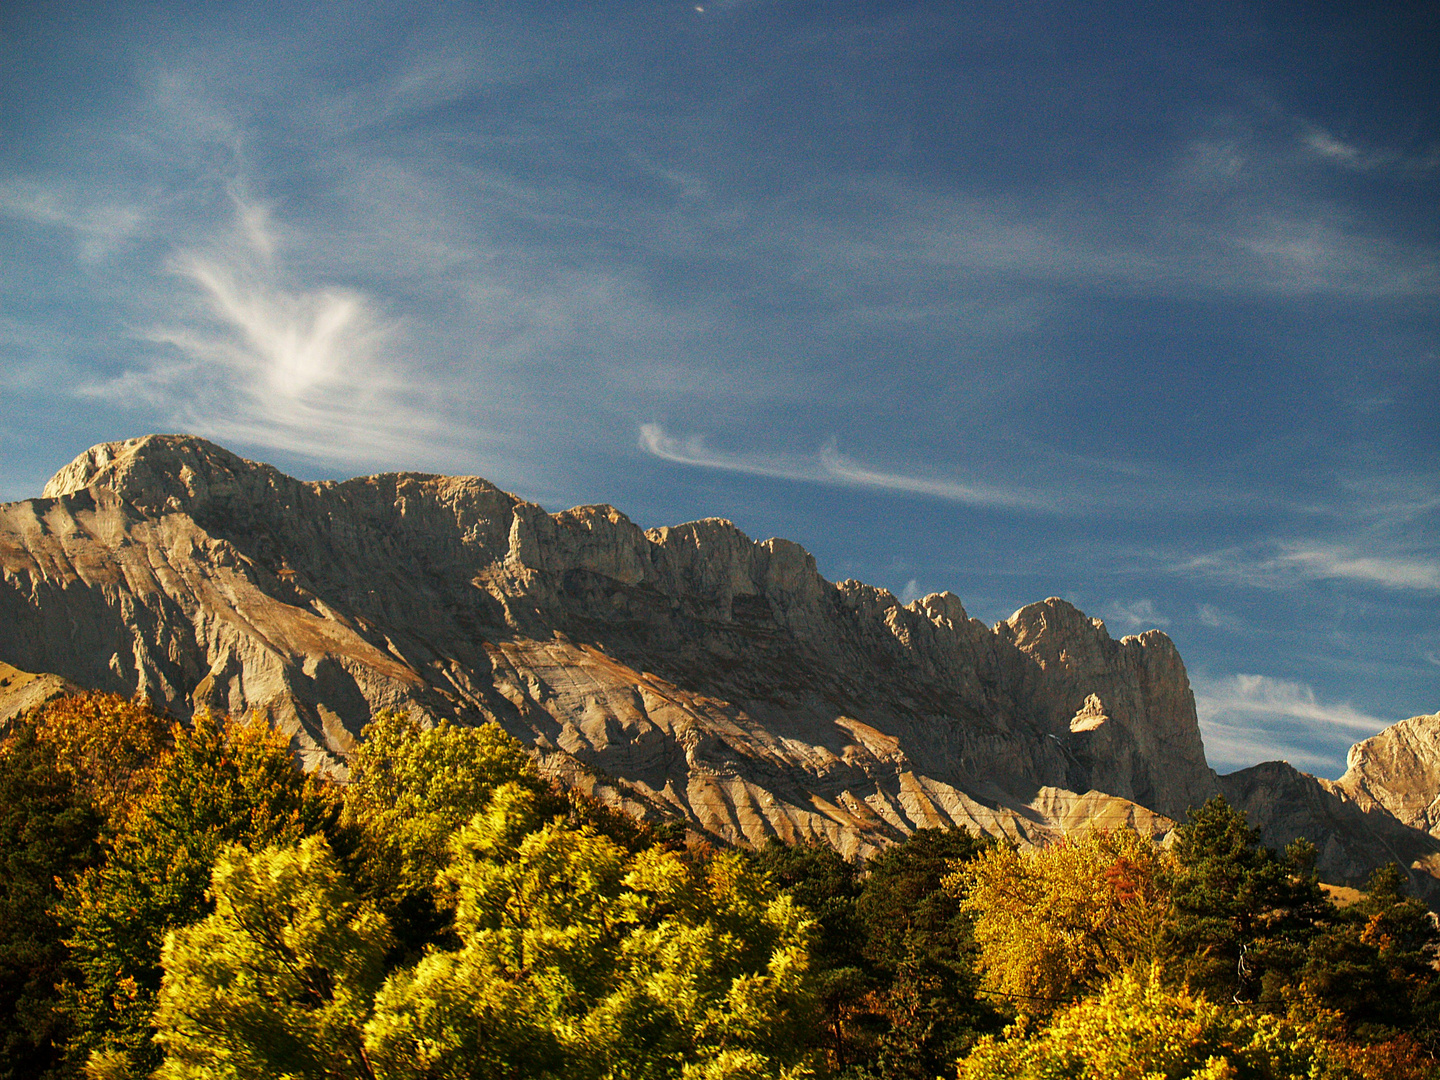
[0,178,149,262]
[638,423,1057,511]
[75,192,456,466]
[783,131,1440,306]
[1300,124,1440,175]
[1101,598,1169,633]
[1193,672,1392,775]
[1182,542,1440,591]
[1196,603,1242,630]
[1275,546,1440,590]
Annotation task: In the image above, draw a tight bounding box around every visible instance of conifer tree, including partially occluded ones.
[1161,796,1325,1006]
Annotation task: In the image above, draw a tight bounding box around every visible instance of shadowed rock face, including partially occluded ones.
[1218,760,1440,906]
[0,434,1229,857]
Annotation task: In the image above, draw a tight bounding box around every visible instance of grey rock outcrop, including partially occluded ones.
[4,434,1225,855]
[1218,759,1440,905]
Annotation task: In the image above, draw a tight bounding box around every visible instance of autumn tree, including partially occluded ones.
[31,692,170,825]
[948,828,1168,1013]
[60,714,338,1079]
[363,783,820,1079]
[153,837,391,1080]
[0,691,170,1079]
[955,966,1349,1080]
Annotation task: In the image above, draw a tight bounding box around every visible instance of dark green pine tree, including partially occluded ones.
[1161,795,1327,1006]
[0,718,104,1080]
[856,827,999,1079]
[749,837,874,1070]
[1303,862,1440,1042]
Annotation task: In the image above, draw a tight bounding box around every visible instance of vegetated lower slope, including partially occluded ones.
[3,694,1436,1080]
[1,434,1438,898]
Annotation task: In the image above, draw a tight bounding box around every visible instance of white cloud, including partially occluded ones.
[1300,124,1440,176]
[1195,603,1241,630]
[1193,672,1392,774]
[0,178,148,262]
[796,158,1440,304]
[1275,545,1440,590]
[1101,598,1169,633]
[77,195,455,466]
[817,442,1055,511]
[1302,128,1373,170]
[1181,541,1440,592]
[899,578,923,604]
[638,423,1057,511]
[638,424,818,483]
[1197,673,1388,734]
[1198,719,1349,775]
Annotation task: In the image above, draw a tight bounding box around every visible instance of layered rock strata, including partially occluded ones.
[0,434,1225,856]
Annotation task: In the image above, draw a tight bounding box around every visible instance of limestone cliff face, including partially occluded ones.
[3,434,1220,854]
[1332,713,1440,835]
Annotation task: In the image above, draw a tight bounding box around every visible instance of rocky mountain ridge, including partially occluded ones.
[3,435,1438,896]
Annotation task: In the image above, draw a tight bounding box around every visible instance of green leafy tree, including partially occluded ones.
[153,837,391,1080]
[363,783,821,1079]
[60,715,338,1079]
[955,966,1349,1080]
[1162,797,1326,1006]
[0,718,104,1080]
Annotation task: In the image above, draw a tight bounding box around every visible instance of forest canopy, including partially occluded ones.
[1,692,1437,1080]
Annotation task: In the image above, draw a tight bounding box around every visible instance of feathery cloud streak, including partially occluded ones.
[638,423,1057,511]
[1193,673,1392,775]
[74,193,454,466]
[1183,542,1440,592]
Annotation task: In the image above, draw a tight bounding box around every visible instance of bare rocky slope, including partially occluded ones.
[2,435,1437,896]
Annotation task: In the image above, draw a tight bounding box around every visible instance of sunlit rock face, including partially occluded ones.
[0,659,77,725]
[0,433,1240,859]
[1333,713,1440,835]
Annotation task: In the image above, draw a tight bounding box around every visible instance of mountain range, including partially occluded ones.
[2,434,1437,899]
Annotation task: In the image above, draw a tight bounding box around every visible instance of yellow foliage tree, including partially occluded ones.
[946,829,1168,1012]
[153,836,391,1080]
[341,712,546,905]
[955,966,1349,1080]
[364,783,821,1079]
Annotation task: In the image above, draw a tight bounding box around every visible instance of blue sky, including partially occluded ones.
[2,0,1436,776]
